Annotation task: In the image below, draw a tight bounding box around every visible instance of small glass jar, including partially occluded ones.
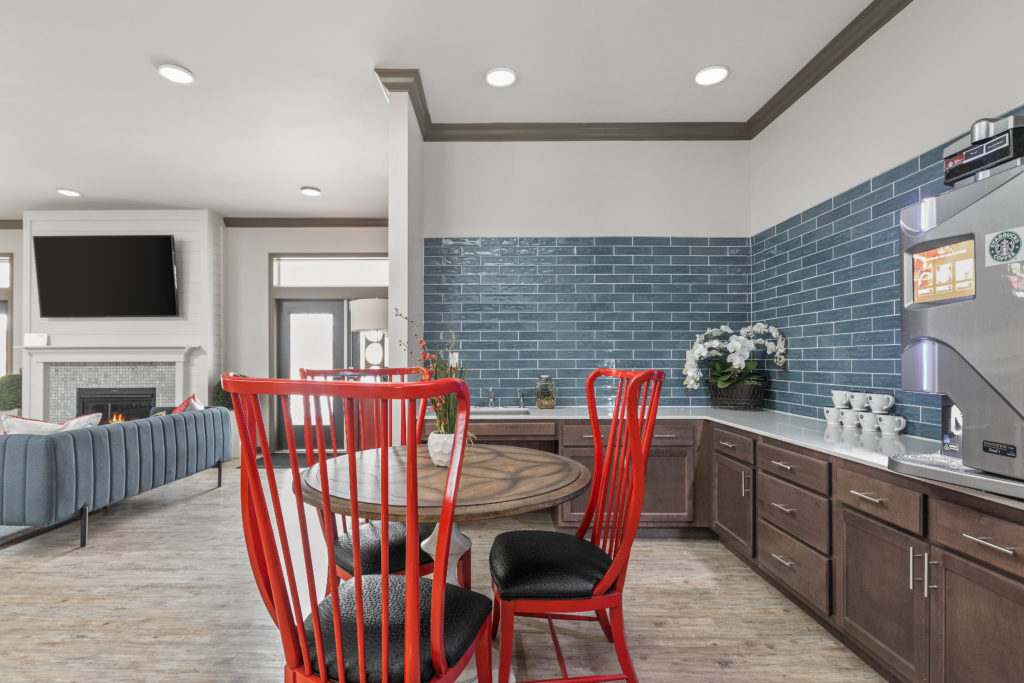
[536,374,556,409]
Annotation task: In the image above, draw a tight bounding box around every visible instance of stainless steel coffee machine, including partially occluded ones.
[889,115,1024,496]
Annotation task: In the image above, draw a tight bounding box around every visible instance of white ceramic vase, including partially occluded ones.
[427,431,454,467]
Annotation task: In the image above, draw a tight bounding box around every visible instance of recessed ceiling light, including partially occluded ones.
[157,63,195,84]
[695,65,729,86]
[56,188,81,197]
[485,67,517,88]
[300,186,322,197]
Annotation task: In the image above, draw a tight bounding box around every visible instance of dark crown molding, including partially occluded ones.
[0,220,21,229]
[377,0,912,142]
[223,217,387,228]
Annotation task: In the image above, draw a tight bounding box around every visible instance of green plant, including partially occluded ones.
[0,373,21,411]
[683,324,787,391]
[210,380,233,409]
[394,309,467,434]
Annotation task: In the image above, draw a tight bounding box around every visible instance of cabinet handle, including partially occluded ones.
[719,441,736,449]
[653,434,677,438]
[740,472,749,498]
[771,553,794,568]
[770,502,796,514]
[848,489,884,504]
[769,460,793,470]
[924,552,940,598]
[581,434,594,439]
[908,546,923,590]
[962,533,1016,555]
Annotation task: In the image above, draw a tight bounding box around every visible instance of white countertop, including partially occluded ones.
[468,405,940,473]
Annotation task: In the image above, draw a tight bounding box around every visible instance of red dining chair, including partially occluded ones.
[300,367,472,589]
[224,373,491,683]
[488,368,665,683]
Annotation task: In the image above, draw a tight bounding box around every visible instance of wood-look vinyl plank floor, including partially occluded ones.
[0,464,881,682]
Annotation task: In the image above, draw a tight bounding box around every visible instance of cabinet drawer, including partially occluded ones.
[757,519,830,614]
[757,442,830,495]
[470,420,557,439]
[712,427,755,464]
[562,421,693,447]
[930,500,1024,580]
[757,472,830,554]
[836,468,923,535]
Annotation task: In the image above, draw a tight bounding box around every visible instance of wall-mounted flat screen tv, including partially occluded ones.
[34,235,179,317]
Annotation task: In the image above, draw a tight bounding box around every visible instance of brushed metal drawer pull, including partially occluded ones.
[740,472,749,498]
[771,553,794,568]
[849,489,884,504]
[770,502,796,514]
[962,533,1016,555]
[908,546,923,590]
[924,552,939,598]
[581,434,594,439]
[719,441,736,449]
[653,434,677,438]
[770,460,793,470]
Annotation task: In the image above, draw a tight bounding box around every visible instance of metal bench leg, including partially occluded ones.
[217,461,223,488]
[80,506,89,548]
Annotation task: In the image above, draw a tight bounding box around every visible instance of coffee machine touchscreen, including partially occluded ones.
[912,239,975,303]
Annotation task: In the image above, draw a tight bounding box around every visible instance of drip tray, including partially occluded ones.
[888,452,1024,500]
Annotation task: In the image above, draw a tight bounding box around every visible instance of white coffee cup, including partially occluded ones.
[868,393,895,414]
[831,389,851,408]
[840,408,860,429]
[877,414,907,436]
[857,410,878,431]
[849,392,870,411]
[823,406,841,424]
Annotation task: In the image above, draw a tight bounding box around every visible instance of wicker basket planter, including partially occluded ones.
[707,378,767,411]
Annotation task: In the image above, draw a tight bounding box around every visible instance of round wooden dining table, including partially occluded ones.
[299,441,591,523]
[299,442,591,683]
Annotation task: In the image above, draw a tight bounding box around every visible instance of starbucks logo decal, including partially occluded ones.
[990,231,1022,263]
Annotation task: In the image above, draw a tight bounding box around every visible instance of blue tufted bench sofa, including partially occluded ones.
[0,406,232,547]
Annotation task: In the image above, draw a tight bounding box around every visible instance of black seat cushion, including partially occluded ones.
[303,574,491,683]
[489,530,613,600]
[334,521,435,575]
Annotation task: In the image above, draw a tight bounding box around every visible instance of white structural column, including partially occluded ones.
[385,88,425,368]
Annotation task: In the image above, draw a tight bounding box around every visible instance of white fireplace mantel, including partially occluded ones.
[23,345,198,419]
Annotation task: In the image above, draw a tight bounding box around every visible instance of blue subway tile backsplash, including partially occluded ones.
[423,237,751,408]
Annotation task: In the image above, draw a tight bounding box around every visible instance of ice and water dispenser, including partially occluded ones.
[889,115,1024,496]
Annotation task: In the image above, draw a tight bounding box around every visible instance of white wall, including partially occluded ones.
[424,140,750,237]
[749,0,1024,232]
[222,226,388,378]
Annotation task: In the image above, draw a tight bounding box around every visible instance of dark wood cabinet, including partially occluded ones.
[928,548,1024,683]
[712,452,754,558]
[835,508,929,682]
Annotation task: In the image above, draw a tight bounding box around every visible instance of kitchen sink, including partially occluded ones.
[471,406,531,416]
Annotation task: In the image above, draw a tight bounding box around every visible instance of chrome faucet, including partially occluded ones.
[518,390,525,409]
[488,387,495,407]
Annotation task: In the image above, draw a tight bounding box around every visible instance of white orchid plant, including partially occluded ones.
[683,323,787,391]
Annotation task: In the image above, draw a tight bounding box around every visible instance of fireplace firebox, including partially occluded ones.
[76,387,157,424]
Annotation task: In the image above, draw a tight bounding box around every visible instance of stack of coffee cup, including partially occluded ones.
[824,389,905,437]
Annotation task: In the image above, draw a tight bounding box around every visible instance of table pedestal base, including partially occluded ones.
[421,522,515,683]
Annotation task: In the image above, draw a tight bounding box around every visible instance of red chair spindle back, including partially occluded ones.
[578,368,665,595]
[223,373,472,683]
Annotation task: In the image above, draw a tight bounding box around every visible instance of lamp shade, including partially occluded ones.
[349,298,388,332]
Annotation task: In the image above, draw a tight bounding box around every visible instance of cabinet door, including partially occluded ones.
[929,548,1024,683]
[712,453,754,557]
[835,508,929,682]
[557,447,694,527]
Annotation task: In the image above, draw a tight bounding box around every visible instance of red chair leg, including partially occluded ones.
[608,604,638,683]
[595,608,614,642]
[475,615,493,683]
[458,548,472,590]
[498,599,515,683]
[491,585,502,639]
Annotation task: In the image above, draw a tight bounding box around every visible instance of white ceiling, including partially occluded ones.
[0,0,870,219]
